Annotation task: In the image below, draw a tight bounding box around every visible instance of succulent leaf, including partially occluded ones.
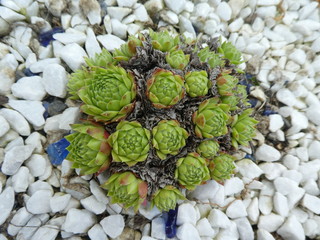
[108,121,151,166]
[113,35,143,61]
[65,123,111,175]
[151,185,186,211]
[198,47,223,68]
[216,73,239,97]
[85,49,114,67]
[152,120,189,160]
[193,98,231,138]
[175,152,210,190]
[101,171,147,211]
[146,69,185,108]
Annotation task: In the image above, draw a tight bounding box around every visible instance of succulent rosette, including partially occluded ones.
[193,97,231,138]
[151,185,186,212]
[166,49,190,70]
[108,121,151,166]
[85,49,114,67]
[101,171,148,211]
[216,73,239,97]
[65,122,111,175]
[77,65,136,123]
[175,152,210,190]
[198,47,223,68]
[149,29,180,52]
[146,69,185,108]
[185,71,211,97]
[231,109,259,149]
[196,140,220,159]
[209,154,236,181]
[152,120,189,160]
[113,35,143,61]
[218,41,243,65]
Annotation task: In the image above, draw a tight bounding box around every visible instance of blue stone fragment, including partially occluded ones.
[24,68,39,77]
[47,138,70,165]
[42,101,50,119]
[39,27,64,47]
[248,98,258,107]
[262,107,278,116]
[245,154,255,161]
[164,205,178,238]
[239,80,253,94]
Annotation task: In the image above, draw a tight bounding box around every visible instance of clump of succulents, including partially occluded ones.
[64,29,258,212]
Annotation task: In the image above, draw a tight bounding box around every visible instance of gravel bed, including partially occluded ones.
[0,0,320,239]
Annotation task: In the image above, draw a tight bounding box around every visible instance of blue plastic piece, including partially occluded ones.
[42,101,50,119]
[245,154,255,161]
[239,80,253,94]
[164,205,178,238]
[47,138,70,165]
[39,27,64,47]
[248,98,258,107]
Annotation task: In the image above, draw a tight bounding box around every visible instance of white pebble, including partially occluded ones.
[179,15,196,37]
[88,224,108,240]
[8,207,33,236]
[255,144,281,162]
[53,32,86,45]
[89,180,109,204]
[177,203,198,225]
[0,187,15,225]
[308,141,320,160]
[176,223,201,240]
[164,0,186,14]
[0,115,10,138]
[0,6,26,22]
[29,58,61,73]
[234,217,254,240]
[276,88,296,107]
[11,76,46,101]
[106,7,132,21]
[111,19,127,39]
[8,99,45,128]
[139,205,161,220]
[45,0,66,17]
[151,217,166,239]
[60,43,87,71]
[268,114,284,132]
[287,110,309,135]
[196,218,216,238]
[215,220,239,239]
[245,43,266,57]
[287,187,305,210]
[258,213,284,232]
[224,177,244,196]
[257,229,276,240]
[274,177,298,196]
[228,18,244,32]
[59,107,80,130]
[2,144,34,175]
[97,34,125,51]
[277,216,305,240]
[194,3,211,17]
[236,159,263,179]
[303,179,320,196]
[161,10,179,25]
[63,208,96,234]
[207,209,231,228]
[189,180,219,200]
[117,0,137,7]
[26,190,53,214]
[30,225,60,240]
[311,37,320,53]
[226,200,247,219]
[85,28,102,59]
[42,63,68,98]
[134,4,149,22]
[259,195,273,215]
[81,195,107,214]
[273,192,289,217]
[81,0,101,25]
[12,166,30,193]
[216,2,232,21]
[50,193,72,213]
[302,194,320,214]
[247,197,259,223]
[100,214,124,238]
[25,154,46,177]
[288,49,306,65]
